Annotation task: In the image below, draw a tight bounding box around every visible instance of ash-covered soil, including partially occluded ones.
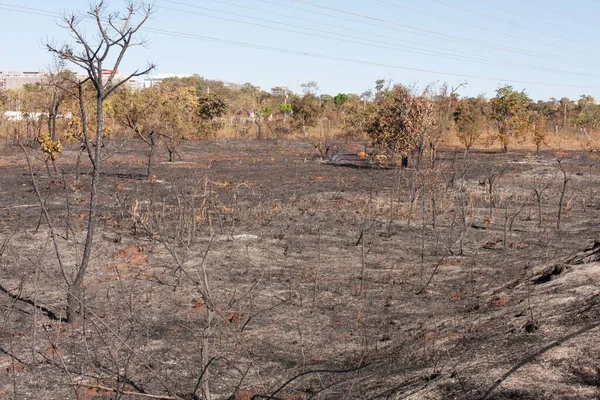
[1,138,600,399]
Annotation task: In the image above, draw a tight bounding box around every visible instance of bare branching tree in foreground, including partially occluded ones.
[45,1,155,322]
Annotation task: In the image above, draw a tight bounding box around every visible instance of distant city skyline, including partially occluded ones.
[0,69,267,93]
[1,1,600,101]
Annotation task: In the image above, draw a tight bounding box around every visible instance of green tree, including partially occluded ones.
[163,74,206,93]
[198,93,227,120]
[239,84,272,139]
[574,95,600,133]
[367,84,436,167]
[454,96,488,154]
[279,102,292,114]
[375,79,386,93]
[529,99,559,134]
[291,93,322,136]
[342,94,370,139]
[197,93,228,139]
[531,112,549,154]
[112,83,197,177]
[301,80,319,96]
[150,81,198,162]
[333,93,349,108]
[490,85,531,152]
[320,94,333,108]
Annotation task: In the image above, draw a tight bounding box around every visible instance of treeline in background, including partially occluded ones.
[1,71,599,162]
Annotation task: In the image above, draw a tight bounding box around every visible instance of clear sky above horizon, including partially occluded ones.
[2,0,600,100]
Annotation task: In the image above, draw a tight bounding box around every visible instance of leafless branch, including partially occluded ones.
[19,142,71,287]
[73,383,178,400]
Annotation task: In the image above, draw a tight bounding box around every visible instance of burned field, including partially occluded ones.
[1,139,600,399]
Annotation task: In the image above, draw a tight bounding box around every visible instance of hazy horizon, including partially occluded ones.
[2,0,600,101]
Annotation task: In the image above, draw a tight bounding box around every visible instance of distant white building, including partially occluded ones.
[127,73,193,91]
[0,70,123,91]
[127,79,145,91]
[125,74,248,92]
[1,69,135,91]
[2,111,72,121]
[0,71,43,90]
[3,111,46,121]
[271,85,287,97]
[223,82,243,91]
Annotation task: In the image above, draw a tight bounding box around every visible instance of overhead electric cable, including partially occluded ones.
[200,0,527,64]
[158,3,600,76]
[376,0,588,52]
[517,0,600,30]
[192,0,600,72]
[434,0,600,52]
[0,3,58,18]
[469,0,599,47]
[1,1,599,89]
[290,0,598,62]
[139,26,600,89]
[260,0,596,68]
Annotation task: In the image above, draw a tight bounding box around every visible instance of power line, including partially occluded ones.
[135,27,600,89]
[197,0,600,72]
[0,4,58,18]
[469,0,600,48]
[1,2,599,90]
[206,0,524,64]
[261,0,597,70]
[289,0,598,63]
[10,0,595,82]
[434,0,600,52]
[164,4,510,68]
[158,2,600,76]
[517,0,600,31]
[215,0,600,70]
[471,0,586,35]
[376,0,588,55]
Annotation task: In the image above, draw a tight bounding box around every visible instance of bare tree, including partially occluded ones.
[45,1,155,322]
[556,158,571,230]
[430,81,466,164]
[41,66,74,142]
[532,172,556,229]
[484,163,508,221]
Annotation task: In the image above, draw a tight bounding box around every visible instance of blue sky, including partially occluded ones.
[1,0,600,100]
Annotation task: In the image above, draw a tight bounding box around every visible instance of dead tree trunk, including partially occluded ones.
[67,89,103,322]
[147,130,156,180]
[46,1,155,322]
[557,159,570,231]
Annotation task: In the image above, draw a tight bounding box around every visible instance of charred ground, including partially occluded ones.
[1,138,600,399]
